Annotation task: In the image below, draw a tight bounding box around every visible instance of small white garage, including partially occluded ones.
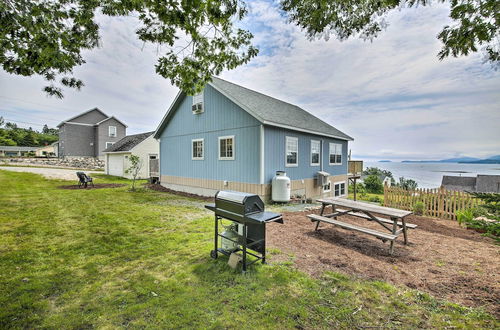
[104,131,159,179]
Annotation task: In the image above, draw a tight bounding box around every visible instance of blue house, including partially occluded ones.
[154,77,353,199]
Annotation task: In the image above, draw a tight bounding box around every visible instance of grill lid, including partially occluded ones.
[216,190,256,204]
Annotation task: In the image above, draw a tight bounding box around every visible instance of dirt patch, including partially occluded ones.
[145,183,213,201]
[267,210,500,316]
[58,184,126,190]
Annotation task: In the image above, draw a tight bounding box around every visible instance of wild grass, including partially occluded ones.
[0,170,497,328]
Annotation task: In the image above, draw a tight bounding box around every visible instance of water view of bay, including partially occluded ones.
[363,162,500,189]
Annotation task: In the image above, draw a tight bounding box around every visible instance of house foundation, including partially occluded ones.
[160,174,348,201]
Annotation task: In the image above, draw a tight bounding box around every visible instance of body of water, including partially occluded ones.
[363,162,500,189]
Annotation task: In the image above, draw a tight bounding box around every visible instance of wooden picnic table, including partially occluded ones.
[308,197,416,254]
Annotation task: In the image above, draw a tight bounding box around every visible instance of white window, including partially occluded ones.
[109,126,117,137]
[334,181,346,197]
[192,91,204,114]
[285,136,298,167]
[192,139,204,160]
[106,142,114,149]
[218,136,234,160]
[310,140,320,166]
[323,180,331,192]
[329,143,342,165]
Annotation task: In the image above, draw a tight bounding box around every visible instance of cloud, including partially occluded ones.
[1,0,499,160]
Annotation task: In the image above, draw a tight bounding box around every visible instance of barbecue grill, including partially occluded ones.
[205,190,283,271]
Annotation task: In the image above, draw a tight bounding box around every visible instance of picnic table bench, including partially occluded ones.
[308,198,417,254]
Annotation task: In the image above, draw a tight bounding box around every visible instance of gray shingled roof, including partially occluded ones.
[441,176,477,192]
[103,132,154,153]
[209,77,353,140]
[476,175,500,193]
[154,77,353,140]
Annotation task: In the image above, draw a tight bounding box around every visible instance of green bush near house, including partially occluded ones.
[0,170,497,328]
[364,175,384,194]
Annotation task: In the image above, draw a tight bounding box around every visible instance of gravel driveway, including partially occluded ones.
[0,166,101,181]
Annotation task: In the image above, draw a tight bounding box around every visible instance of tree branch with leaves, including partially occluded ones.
[0,0,258,97]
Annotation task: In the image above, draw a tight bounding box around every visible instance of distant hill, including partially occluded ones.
[402,157,480,163]
[459,155,500,164]
[378,160,392,162]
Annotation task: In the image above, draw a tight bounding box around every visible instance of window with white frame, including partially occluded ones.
[310,140,320,166]
[109,126,117,137]
[192,139,204,160]
[192,91,204,113]
[218,136,234,160]
[323,180,331,192]
[329,143,342,165]
[285,136,298,167]
[106,142,114,149]
[334,181,346,197]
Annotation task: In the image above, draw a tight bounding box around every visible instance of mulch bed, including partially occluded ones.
[58,184,126,190]
[144,183,213,201]
[267,209,500,316]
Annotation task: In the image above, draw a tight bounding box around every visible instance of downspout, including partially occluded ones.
[259,125,265,184]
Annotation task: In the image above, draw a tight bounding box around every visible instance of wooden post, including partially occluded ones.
[353,177,357,201]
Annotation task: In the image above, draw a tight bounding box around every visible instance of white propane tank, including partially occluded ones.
[272,171,291,202]
[221,222,240,252]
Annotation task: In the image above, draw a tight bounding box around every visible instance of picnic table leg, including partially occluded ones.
[389,217,398,255]
[315,203,326,231]
[401,217,408,245]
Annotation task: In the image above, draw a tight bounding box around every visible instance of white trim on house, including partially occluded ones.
[218,135,235,160]
[329,142,343,166]
[64,121,95,127]
[57,108,109,127]
[153,84,353,142]
[333,180,347,197]
[106,142,115,149]
[260,124,265,184]
[310,139,320,166]
[95,116,128,127]
[263,120,353,141]
[285,136,298,167]
[153,90,184,138]
[109,126,117,137]
[191,138,204,160]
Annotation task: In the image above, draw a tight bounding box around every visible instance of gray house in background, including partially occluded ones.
[57,108,127,158]
[442,175,500,193]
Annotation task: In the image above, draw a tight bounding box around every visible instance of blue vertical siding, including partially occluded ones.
[264,126,348,182]
[159,85,261,183]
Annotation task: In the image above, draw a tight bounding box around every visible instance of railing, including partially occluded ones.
[384,185,481,220]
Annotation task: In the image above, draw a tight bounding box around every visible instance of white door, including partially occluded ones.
[108,154,124,176]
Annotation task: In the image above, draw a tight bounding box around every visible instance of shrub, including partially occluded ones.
[368,196,381,203]
[413,201,424,215]
[457,209,474,226]
[364,175,383,194]
[348,182,366,197]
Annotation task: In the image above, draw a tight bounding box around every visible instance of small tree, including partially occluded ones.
[364,175,383,194]
[125,155,143,191]
[397,177,418,190]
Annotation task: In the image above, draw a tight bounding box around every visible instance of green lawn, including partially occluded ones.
[0,170,497,328]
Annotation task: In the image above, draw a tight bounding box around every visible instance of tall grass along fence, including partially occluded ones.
[384,186,481,220]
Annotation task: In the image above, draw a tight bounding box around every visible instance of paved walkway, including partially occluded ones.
[0,166,101,181]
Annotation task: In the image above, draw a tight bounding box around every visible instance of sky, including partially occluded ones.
[1,1,499,161]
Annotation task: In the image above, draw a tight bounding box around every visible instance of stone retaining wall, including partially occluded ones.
[1,157,104,170]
